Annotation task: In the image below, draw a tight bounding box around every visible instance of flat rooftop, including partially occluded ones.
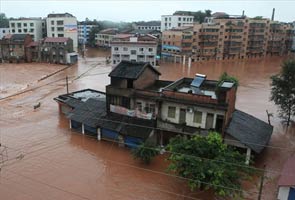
[144,80,174,92]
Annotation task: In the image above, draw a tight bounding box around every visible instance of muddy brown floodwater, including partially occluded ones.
[0,50,294,200]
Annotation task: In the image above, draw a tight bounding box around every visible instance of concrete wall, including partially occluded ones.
[133,67,159,89]
[160,101,225,128]
[0,28,10,39]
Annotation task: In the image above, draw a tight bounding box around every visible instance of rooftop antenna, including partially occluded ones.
[271,8,275,21]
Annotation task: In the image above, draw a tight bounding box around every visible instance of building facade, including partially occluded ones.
[111,35,158,65]
[9,18,44,41]
[46,13,78,51]
[161,14,194,32]
[0,28,10,39]
[132,21,161,31]
[291,21,295,51]
[0,34,32,62]
[162,26,193,59]
[95,28,118,47]
[78,22,98,44]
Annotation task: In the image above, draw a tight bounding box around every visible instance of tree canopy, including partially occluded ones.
[0,13,9,28]
[217,72,239,87]
[270,59,295,126]
[131,141,159,164]
[167,132,254,198]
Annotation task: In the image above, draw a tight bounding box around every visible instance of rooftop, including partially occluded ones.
[225,109,273,153]
[134,21,161,26]
[109,61,161,80]
[47,13,75,18]
[44,37,71,43]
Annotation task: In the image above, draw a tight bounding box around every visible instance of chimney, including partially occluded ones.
[242,10,245,17]
[271,8,275,21]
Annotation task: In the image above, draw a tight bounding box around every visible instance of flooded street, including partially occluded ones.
[0,50,294,200]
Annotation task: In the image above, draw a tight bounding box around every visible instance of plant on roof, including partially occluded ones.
[270,59,295,127]
[167,132,255,198]
[218,72,239,87]
[131,141,160,165]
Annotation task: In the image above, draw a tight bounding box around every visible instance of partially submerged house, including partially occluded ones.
[54,61,273,157]
[277,155,295,200]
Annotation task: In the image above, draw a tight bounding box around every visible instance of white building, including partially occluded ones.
[46,13,78,51]
[0,28,10,39]
[78,22,98,44]
[111,35,158,66]
[132,21,161,31]
[95,28,118,47]
[161,15,194,32]
[9,18,44,41]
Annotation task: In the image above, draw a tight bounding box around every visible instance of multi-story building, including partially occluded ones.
[9,18,44,41]
[0,28,10,39]
[95,28,118,47]
[78,21,99,44]
[46,13,78,51]
[161,14,194,32]
[0,34,32,62]
[111,34,158,65]
[132,21,161,31]
[189,14,294,62]
[162,26,193,59]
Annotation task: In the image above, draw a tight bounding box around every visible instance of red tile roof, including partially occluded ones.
[44,37,69,43]
[278,155,295,187]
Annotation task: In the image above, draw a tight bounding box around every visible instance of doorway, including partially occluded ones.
[205,113,214,129]
[179,108,186,124]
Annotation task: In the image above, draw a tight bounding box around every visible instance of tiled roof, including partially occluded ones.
[109,61,161,79]
[225,109,273,153]
[44,37,70,43]
[278,155,295,187]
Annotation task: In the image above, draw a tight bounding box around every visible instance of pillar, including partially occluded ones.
[97,128,101,140]
[82,124,85,134]
[69,119,72,129]
[188,57,192,68]
[183,55,186,65]
[245,148,251,165]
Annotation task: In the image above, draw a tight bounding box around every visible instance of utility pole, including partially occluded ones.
[258,164,266,200]
[66,76,69,94]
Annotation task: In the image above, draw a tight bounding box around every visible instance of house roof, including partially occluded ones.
[225,109,273,153]
[3,34,28,41]
[278,155,295,187]
[109,61,161,79]
[44,37,70,43]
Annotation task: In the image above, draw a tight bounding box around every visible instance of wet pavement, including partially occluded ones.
[0,50,294,200]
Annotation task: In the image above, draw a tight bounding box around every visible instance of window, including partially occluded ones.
[58,34,64,37]
[30,23,34,27]
[19,45,23,48]
[114,47,119,51]
[51,20,54,25]
[11,23,15,27]
[168,106,176,118]
[12,29,15,33]
[18,29,21,33]
[123,47,128,51]
[57,20,63,25]
[131,50,136,55]
[193,111,202,123]
[52,33,55,37]
[51,27,55,31]
[23,23,27,27]
[139,48,144,51]
[57,27,64,31]
[148,48,153,52]
[136,102,143,112]
[24,29,27,33]
[30,29,34,32]
[17,23,21,27]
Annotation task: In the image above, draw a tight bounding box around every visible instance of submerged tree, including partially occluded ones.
[167,132,254,198]
[131,141,159,165]
[270,59,295,126]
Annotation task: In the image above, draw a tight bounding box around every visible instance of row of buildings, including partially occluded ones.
[55,60,273,164]
[162,13,295,61]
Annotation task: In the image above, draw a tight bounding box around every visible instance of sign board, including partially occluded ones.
[64,24,77,33]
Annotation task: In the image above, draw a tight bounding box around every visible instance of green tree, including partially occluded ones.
[131,141,159,164]
[167,132,254,198]
[218,72,239,86]
[270,59,295,126]
[0,13,9,28]
[88,26,102,47]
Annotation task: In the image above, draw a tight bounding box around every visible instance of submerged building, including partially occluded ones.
[55,61,273,160]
